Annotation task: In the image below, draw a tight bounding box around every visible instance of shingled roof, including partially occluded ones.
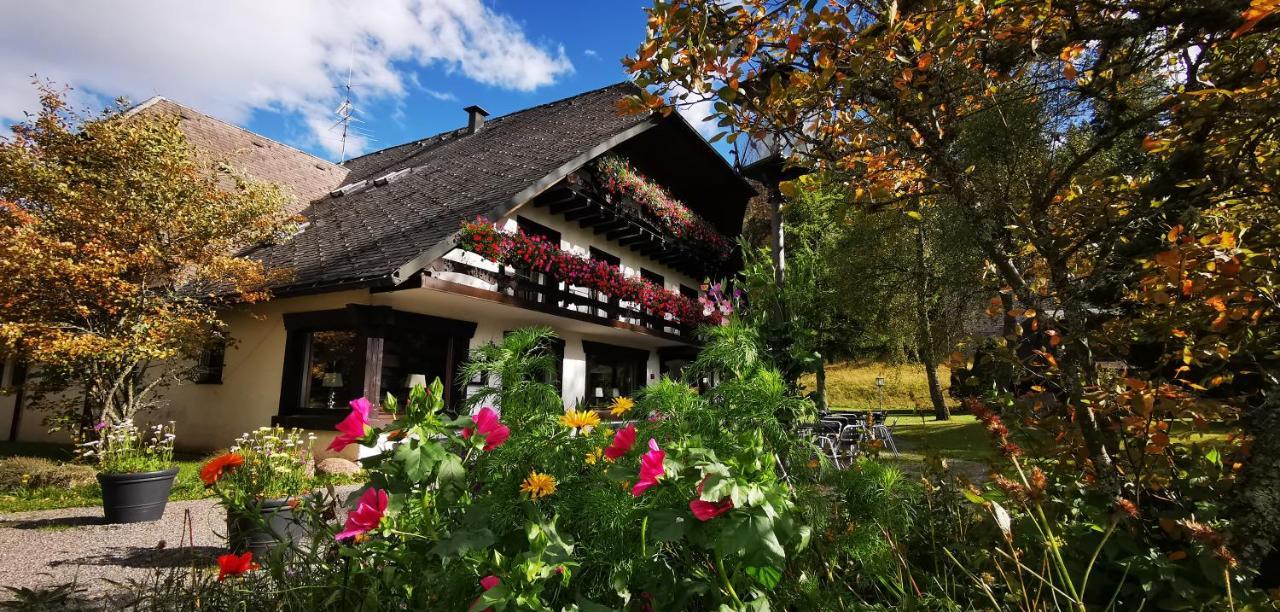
[243,81,659,295]
[128,98,348,216]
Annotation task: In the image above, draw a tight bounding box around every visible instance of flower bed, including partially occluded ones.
[458,219,723,327]
[593,155,732,261]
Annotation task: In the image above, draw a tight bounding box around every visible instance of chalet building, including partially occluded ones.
[1,82,754,456]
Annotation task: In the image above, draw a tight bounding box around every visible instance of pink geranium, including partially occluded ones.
[631,439,665,497]
[461,407,510,452]
[328,397,372,452]
[603,423,637,460]
[335,487,388,541]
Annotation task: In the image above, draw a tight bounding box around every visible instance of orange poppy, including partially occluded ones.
[200,453,245,486]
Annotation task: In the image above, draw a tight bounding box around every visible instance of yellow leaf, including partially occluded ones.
[778,180,798,199]
[906,210,923,221]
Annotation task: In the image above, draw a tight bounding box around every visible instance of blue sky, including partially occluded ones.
[0,1,702,163]
[244,1,654,160]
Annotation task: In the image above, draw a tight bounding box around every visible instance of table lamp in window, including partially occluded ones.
[322,372,344,410]
[404,373,428,392]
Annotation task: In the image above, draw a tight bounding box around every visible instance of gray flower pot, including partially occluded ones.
[97,467,179,524]
[227,498,309,560]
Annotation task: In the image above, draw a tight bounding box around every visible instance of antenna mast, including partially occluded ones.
[331,48,372,163]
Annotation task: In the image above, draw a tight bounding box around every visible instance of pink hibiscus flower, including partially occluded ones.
[631,439,665,497]
[603,423,637,460]
[462,407,510,452]
[328,397,372,452]
[690,497,735,521]
[335,487,388,541]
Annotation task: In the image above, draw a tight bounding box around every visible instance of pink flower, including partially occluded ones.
[481,575,501,590]
[690,497,735,521]
[604,423,637,460]
[328,397,372,452]
[335,487,388,541]
[462,407,510,452]
[631,439,665,497]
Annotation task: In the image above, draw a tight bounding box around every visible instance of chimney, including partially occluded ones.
[464,105,489,134]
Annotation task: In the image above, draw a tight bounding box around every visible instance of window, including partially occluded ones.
[583,341,648,407]
[380,332,451,405]
[301,330,363,411]
[639,269,665,328]
[517,215,561,245]
[679,284,699,301]
[278,306,477,427]
[193,339,227,384]
[640,268,664,288]
[516,216,562,303]
[589,248,621,317]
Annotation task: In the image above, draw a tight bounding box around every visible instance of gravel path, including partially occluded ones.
[0,486,358,601]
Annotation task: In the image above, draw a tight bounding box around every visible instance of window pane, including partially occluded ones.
[381,333,450,405]
[303,330,362,411]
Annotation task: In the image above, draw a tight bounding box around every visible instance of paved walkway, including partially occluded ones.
[0,487,358,600]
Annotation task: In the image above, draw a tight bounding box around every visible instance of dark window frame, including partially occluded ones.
[193,338,227,384]
[275,305,477,429]
[582,340,648,407]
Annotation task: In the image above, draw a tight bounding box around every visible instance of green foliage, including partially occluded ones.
[79,419,175,474]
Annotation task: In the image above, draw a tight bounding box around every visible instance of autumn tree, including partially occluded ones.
[0,86,292,434]
[625,0,1280,588]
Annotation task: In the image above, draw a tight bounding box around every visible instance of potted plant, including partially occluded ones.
[81,420,178,523]
[202,426,316,559]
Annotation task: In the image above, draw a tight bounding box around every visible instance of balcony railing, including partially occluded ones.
[426,252,696,340]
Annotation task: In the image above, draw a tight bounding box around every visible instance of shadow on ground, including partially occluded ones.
[0,515,103,530]
[49,546,220,569]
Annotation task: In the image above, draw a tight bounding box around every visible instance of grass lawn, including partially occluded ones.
[0,441,212,513]
[810,361,1238,475]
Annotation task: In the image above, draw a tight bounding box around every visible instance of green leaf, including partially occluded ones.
[648,508,690,542]
[431,528,495,560]
[745,564,783,590]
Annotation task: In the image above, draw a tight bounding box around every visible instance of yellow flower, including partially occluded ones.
[520,471,557,499]
[586,447,604,465]
[609,396,635,417]
[559,409,601,430]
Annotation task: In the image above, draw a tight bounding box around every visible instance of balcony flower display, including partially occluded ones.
[593,156,732,261]
[458,219,724,327]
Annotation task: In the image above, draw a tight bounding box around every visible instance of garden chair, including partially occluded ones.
[868,411,899,457]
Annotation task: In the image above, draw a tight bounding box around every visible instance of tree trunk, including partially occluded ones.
[924,363,949,421]
[815,359,829,413]
[914,223,950,420]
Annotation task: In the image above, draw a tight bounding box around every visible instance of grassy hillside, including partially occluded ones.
[801,360,958,412]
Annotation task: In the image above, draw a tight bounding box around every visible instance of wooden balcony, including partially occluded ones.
[530,171,731,280]
[418,255,698,342]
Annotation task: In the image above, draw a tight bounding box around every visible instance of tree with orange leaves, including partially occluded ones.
[0,85,292,434]
[626,0,1280,593]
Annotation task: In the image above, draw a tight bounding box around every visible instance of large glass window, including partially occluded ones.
[380,332,451,405]
[301,330,363,411]
[583,341,647,407]
[278,306,477,427]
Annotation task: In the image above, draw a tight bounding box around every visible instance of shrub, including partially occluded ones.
[0,456,96,489]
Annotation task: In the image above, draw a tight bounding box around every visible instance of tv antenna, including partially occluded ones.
[331,49,373,163]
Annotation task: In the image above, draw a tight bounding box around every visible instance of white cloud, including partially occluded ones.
[0,0,574,158]
[669,84,720,139]
[423,89,459,102]
[584,49,599,58]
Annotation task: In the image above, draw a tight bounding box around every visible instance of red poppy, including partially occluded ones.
[200,453,245,486]
[217,551,259,581]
